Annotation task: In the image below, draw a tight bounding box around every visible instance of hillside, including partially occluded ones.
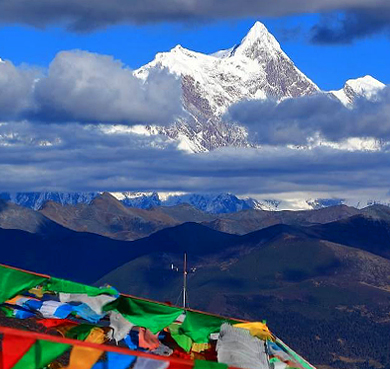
[0,226,140,283]
[308,215,390,259]
[95,221,390,369]
[39,192,179,240]
[0,199,64,235]
[204,205,360,235]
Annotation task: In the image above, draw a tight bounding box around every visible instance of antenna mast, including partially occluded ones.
[183,252,188,308]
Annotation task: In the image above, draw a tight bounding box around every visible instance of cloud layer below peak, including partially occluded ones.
[1,120,390,207]
[227,87,390,146]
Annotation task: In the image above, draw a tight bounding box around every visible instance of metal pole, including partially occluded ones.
[183,252,187,308]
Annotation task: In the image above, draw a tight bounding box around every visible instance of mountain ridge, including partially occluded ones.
[2,192,390,242]
[3,190,390,214]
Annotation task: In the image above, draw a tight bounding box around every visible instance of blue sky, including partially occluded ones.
[0,14,389,90]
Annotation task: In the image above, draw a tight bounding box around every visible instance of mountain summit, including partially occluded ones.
[232,21,284,59]
[214,21,283,60]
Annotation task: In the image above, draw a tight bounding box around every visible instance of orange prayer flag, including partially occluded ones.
[138,327,160,350]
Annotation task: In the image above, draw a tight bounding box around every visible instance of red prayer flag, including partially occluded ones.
[0,333,36,369]
[168,361,194,369]
[37,318,78,329]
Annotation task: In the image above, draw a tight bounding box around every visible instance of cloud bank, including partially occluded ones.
[0,51,182,125]
[1,121,390,205]
[227,87,390,146]
[0,0,389,41]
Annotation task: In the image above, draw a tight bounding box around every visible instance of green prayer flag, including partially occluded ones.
[180,311,240,343]
[193,360,228,369]
[65,324,95,341]
[103,296,184,334]
[169,323,193,352]
[13,340,70,369]
[0,265,47,304]
[43,277,118,296]
[0,306,15,317]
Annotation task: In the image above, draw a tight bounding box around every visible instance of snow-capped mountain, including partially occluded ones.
[330,75,386,107]
[306,198,346,210]
[2,191,390,213]
[112,192,265,213]
[0,191,264,214]
[130,21,386,152]
[133,21,320,152]
[113,192,162,208]
[305,197,390,210]
[136,22,318,115]
[164,193,254,213]
[0,192,98,211]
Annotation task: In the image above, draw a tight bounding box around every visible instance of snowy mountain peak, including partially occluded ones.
[345,75,385,97]
[0,57,5,64]
[171,44,189,54]
[233,21,282,59]
[331,75,385,106]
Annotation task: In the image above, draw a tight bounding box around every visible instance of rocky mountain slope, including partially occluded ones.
[0,199,63,235]
[39,192,179,240]
[0,192,98,211]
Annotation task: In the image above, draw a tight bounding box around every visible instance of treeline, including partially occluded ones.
[266,309,390,369]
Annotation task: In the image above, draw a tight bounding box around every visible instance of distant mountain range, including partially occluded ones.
[2,190,390,215]
[2,198,390,368]
[0,191,277,213]
[1,191,390,243]
[0,192,379,241]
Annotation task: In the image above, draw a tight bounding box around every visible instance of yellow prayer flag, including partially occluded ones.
[63,327,106,369]
[233,322,274,341]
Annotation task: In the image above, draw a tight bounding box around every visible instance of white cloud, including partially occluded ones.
[0,51,183,126]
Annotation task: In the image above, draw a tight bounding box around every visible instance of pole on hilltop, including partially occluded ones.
[183,252,188,308]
